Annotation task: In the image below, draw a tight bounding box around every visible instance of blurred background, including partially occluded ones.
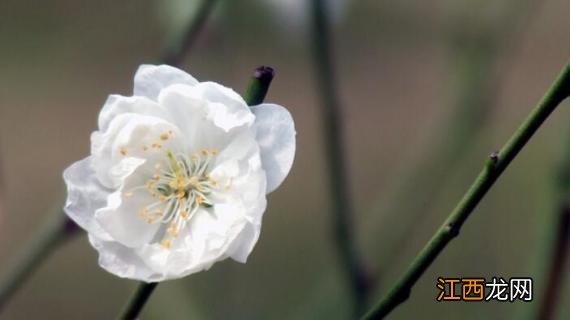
[0,0,569,319]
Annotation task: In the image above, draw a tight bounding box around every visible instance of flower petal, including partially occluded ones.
[186,204,249,263]
[195,82,255,131]
[91,113,182,188]
[227,196,266,263]
[133,205,249,280]
[210,130,267,209]
[134,64,199,101]
[157,84,253,151]
[251,103,296,193]
[63,156,113,240]
[89,234,162,282]
[95,190,161,248]
[159,82,254,130]
[98,95,169,132]
[228,221,261,263]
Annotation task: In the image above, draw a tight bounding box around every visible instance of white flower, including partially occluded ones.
[63,65,296,282]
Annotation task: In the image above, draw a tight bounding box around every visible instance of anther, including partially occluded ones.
[160,239,172,249]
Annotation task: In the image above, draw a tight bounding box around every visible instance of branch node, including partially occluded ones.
[486,151,500,169]
[398,289,411,303]
[445,222,460,238]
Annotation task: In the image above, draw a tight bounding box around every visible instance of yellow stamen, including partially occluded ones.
[167,224,179,237]
[160,239,172,249]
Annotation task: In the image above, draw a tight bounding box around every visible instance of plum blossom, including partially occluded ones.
[63,65,295,282]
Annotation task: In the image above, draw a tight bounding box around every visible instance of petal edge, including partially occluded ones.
[251,103,296,193]
[134,64,199,101]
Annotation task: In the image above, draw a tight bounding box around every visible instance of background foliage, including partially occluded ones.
[0,0,568,319]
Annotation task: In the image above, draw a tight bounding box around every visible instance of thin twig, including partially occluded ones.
[536,204,569,320]
[310,0,370,316]
[367,0,538,284]
[0,213,78,312]
[534,129,570,320]
[118,282,158,320]
[362,62,570,319]
[161,0,222,66]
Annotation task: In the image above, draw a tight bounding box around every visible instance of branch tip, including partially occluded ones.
[254,66,275,81]
[244,66,275,106]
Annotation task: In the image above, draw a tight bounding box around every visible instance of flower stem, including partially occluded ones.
[0,213,78,312]
[161,0,222,66]
[362,61,570,319]
[534,127,570,320]
[536,204,569,320]
[117,282,158,320]
[310,0,370,316]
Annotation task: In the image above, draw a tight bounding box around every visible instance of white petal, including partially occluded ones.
[89,234,162,282]
[228,221,261,263]
[228,197,266,263]
[251,103,296,193]
[91,113,182,188]
[95,190,161,248]
[62,156,112,240]
[156,84,209,147]
[210,131,267,209]
[187,204,248,262]
[134,64,199,101]
[191,82,249,111]
[98,95,169,132]
[196,82,255,131]
[157,84,253,151]
[211,130,260,172]
[134,205,249,280]
[159,82,254,130]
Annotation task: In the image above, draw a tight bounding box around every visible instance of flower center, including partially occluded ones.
[127,148,227,249]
